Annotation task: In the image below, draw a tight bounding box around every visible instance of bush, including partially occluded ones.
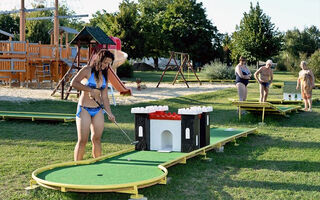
[308,50,320,80]
[116,61,133,78]
[275,60,287,71]
[203,61,257,80]
[203,61,235,80]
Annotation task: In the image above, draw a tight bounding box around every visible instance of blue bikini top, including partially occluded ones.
[85,72,106,90]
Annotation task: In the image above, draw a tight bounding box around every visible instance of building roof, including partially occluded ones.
[69,26,115,45]
[48,26,79,35]
[0,29,14,38]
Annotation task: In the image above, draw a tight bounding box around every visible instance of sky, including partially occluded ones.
[1,0,319,34]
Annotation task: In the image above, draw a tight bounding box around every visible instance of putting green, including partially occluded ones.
[31,127,257,196]
[0,111,75,122]
[274,105,300,111]
[36,151,185,185]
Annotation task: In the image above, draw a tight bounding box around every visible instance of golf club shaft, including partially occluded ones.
[93,99,135,144]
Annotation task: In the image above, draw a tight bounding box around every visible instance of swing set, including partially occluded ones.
[156,51,201,88]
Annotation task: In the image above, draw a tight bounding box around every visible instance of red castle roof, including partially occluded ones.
[149,111,181,120]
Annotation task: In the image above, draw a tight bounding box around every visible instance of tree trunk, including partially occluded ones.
[153,57,159,70]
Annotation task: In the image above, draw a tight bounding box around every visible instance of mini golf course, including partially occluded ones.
[29,127,257,199]
[0,111,75,122]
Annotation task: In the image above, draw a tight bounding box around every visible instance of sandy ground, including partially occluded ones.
[0,82,234,105]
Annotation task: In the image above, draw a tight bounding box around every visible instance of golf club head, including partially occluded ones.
[131,141,139,145]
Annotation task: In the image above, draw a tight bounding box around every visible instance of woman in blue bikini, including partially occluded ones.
[71,50,126,161]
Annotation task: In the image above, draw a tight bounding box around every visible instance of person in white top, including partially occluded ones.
[296,61,315,111]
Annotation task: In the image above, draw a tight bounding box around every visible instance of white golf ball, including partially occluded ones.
[127,158,131,161]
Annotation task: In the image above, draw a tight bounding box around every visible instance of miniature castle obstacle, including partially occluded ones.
[131,105,213,153]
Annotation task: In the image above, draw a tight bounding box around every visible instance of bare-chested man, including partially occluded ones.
[254,60,274,102]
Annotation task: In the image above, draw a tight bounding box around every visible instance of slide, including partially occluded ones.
[90,47,132,95]
[108,66,132,95]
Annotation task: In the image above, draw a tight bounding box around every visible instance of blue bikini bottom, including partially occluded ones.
[261,82,270,88]
[76,105,104,118]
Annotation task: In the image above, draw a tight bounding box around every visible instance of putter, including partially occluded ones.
[93,99,139,145]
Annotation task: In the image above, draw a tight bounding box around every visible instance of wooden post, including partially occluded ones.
[65,33,68,47]
[20,0,25,41]
[54,0,59,46]
[54,0,59,82]
[60,33,63,46]
[61,79,64,99]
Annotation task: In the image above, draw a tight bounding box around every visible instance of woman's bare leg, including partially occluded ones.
[244,85,248,101]
[74,109,91,161]
[307,98,312,111]
[303,99,308,111]
[90,110,105,158]
[236,83,246,101]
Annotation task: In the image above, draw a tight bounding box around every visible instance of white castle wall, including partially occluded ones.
[150,119,181,152]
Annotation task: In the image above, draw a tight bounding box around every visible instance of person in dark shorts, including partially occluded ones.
[254,60,273,102]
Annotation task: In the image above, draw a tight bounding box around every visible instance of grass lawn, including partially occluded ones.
[121,70,207,83]
[0,71,319,200]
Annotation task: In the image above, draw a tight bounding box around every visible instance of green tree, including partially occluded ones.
[308,50,320,80]
[222,34,232,66]
[90,0,145,59]
[284,26,320,58]
[138,0,172,69]
[25,4,53,44]
[0,14,19,40]
[162,0,221,65]
[25,2,84,44]
[230,2,282,64]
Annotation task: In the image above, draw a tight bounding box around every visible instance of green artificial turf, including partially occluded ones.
[0,111,75,121]
[1,71,319,200]
[36,128,252,186]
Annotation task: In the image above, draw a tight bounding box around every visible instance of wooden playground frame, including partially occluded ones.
[0,40,88,87]
[0,0,89,87]
[156,51,201,88]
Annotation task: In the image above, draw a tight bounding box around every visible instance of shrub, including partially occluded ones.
[203,61,235,80]
[275,60,287,71]
[203,61,257,80]
[308,50,320,80]
[116,61,133,78]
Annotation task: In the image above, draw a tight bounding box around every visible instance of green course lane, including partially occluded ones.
[0,111,75,122]
[33,127,256,193]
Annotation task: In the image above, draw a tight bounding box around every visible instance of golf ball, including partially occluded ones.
[127,158,131,161]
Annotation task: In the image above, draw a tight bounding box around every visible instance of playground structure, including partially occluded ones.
[51,26,131,100]
[156,51,201,88]
[0,37,88,87]
[0,0,131,102]
[0,0,89,87]
[231,100,301,123]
